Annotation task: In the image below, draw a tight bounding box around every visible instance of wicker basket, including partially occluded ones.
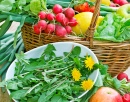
[21,0,130,76]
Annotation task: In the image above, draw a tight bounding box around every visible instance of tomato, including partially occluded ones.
[90,6,95,13]
[79,2,90,12]
[74,4,81,12]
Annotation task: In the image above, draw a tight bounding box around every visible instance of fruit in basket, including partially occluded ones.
[117,72,128,81]
[72,12,104,35]
[117,4,130,18]
[89,87,123,102]
[53,4,63,14]
[90,0,111,6]
[122,94,130,102]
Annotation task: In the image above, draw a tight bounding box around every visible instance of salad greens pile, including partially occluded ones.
[94,13,130,42]
[0,44,100,102]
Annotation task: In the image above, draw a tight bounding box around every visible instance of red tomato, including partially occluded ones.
[74,4,81,12]
[79,2,90,12]
[90,6,95,13]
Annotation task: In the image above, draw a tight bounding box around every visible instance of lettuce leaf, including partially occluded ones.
[94,13,130,42]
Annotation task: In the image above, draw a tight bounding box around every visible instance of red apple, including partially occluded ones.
[89,87,123,102]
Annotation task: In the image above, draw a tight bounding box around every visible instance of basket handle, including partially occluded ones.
[85,0,101,48]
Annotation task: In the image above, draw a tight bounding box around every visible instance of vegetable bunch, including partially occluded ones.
[0,32,24,92]
[33,4,77,37]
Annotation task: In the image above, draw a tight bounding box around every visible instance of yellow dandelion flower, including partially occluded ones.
[81,79,94,91]
[72,68,81,81]
[84,56,94,70]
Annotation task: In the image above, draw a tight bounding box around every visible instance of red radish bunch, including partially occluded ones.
[33,4,77,37]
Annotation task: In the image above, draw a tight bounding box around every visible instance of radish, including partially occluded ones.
[33,24,41,34]
[37,20,47,30]
[117,72,128,81]
[46,13,55,21]
[55,25,67,37]
[45,24,55,34]
[122,94,130,102]
[55,13,65,23]
[64,8,75,19]
[65,26,72,34]
[61,17,69,26]
[38,11,46,19]
[119,0,128,6]
[53,4,63,14]
[68,17,78,27]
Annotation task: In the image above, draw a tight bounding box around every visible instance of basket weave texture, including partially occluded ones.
[21,0,130,76]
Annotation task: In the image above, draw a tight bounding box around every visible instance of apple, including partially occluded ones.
[116,4,130,18]
[89,87,123,102]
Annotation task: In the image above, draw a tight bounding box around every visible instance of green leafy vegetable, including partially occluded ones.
[94,13,130,42]
[1,44,101,102]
